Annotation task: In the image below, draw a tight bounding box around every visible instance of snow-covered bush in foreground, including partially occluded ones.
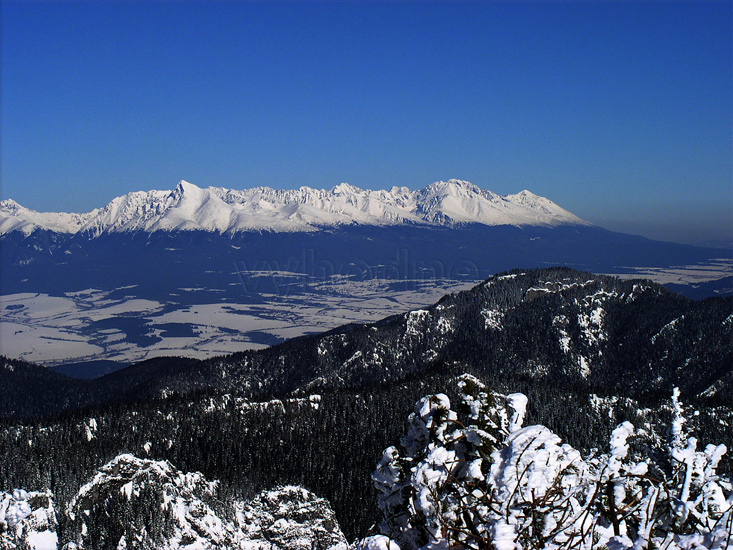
[369,375,732,550]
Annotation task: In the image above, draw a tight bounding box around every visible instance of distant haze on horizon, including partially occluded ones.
[2,2,731,248]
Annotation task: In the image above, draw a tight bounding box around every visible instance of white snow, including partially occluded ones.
[0,198,94,235]
[1,278,477,366]
[355,535,401,550]
[578,356,590,378]
[369,379,733,550]
[0,179,589,236]
[1,490,57,550]
[481,308,504,331]
[405,309,430,337]
[25,530,57,550]
[436,316,453,334]
[2,491,31,526]
[505,393,528,433]
[607,258,733,287]
[651,316,682,344]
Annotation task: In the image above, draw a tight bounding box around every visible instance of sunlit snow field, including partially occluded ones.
[2,259,730,367]
[608,257,732,286]
[0,277,478,366]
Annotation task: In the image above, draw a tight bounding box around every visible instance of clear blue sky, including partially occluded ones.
[2,1,731,247]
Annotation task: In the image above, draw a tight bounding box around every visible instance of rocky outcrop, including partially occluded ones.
[3,455,346,550]
[235,485,347,550]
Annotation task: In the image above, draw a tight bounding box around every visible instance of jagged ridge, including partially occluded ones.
[0,179,588,236]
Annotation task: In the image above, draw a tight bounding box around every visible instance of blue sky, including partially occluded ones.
[2,1,731,247]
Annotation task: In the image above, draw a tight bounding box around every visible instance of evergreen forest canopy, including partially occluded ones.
[2,268,732,420]
[0,268,731,547]
[2,373,731,549]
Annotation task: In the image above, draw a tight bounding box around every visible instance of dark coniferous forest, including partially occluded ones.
[1,268,732,543]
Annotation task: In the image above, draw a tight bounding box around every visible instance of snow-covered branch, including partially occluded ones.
[365,379,733,550]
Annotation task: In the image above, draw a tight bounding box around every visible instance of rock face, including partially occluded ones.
[235,486,348,550]
[2,455,346,550]
[65,453,232,550]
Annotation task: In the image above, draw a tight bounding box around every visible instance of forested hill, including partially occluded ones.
[199,267,731,401]
[2,267,731,420]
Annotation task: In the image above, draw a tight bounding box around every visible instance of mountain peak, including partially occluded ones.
[423,180,484,198]
[514,189,542,199]
[0,199,22,212]
[0,179,589,236]
[446,178,476,187]
[431,179,478,189]
[331,182,361,194]
[174,180,202,194]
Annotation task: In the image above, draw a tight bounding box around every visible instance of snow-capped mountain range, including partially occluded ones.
[0,179,588,236]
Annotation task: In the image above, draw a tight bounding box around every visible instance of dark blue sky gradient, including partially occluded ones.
[2,2,731,246]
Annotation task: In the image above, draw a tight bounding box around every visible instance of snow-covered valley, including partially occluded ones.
[2,260,730,368]
[0,278,478,367]
[2,179,729,370]
[1,268,732,549]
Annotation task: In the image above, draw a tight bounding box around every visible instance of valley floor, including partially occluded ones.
[1,258,730,367]
[0,278,477,366]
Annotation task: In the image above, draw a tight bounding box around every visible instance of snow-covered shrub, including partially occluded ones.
[368,376,733,550]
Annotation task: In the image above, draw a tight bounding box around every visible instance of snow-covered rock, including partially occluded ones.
[60,454,346,550]
[235,486,347,550]
[0,489,57,550]
[0,179,588,236]
[66,453,235,550]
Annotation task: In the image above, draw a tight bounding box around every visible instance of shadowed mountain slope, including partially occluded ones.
[2,268,731,420]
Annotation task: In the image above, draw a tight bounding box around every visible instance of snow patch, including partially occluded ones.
[651,316,682,344]
[481,308,504,330]
[405,309,430,337]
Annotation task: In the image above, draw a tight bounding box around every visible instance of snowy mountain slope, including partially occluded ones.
[0,179,588,236]
[0,199,95,236]
[150,269,731,404]
[253,269,732,400]
[3,268,731,420]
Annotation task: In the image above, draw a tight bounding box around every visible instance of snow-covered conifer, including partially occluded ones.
[366,377,733,550]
